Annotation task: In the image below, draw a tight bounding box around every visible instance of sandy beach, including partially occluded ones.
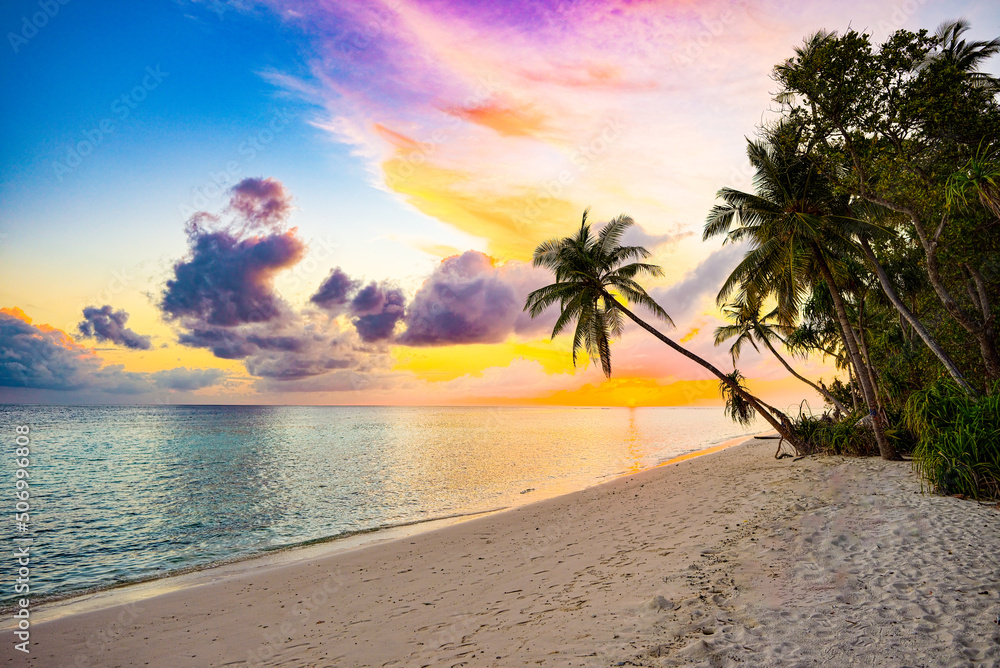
[11,438,1000,667]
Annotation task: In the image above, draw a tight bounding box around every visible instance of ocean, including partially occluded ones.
[0,405,757,607]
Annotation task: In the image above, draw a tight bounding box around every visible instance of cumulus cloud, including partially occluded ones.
[353,285,406,342]
[621,224,691,251]
[1,307,95,390]
[310,267,360,311]
[400,252,517,345]
[398,250,555,346]
[0,307,225,394]
[162,179,401,383]
[242,324,360,379]
[77,305,153,350]
[310,271,407,343]
[160,223,305,327]
[226,177,293,233]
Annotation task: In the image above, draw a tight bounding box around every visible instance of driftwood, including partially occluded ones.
[755,434,797,459]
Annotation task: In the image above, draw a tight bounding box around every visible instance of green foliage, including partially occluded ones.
[946,142,1000,219]
[791,414,877,457]
[905,380,1000,499]
[525,210,669,377]
[719,370,755,426]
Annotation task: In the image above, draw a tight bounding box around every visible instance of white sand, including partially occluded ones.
[9,439,1000,666]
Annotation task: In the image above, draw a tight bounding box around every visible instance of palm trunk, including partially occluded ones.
[853,296,884,414]
[847,364,859,412]
[859,236,976,395]
[812,246,898,460]
[859,199,1000,381]
[611,298,809,454]
[758,335,849,414]
[854,322,884,414]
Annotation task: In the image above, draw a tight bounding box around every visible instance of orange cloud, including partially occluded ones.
[373,123,423,150]
[445,99,547,137]
[2,306,85,352]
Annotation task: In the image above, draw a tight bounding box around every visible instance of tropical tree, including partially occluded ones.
[524,210,808,453]
[774,25,1000,382]
[715,297,850,415]
[927,19,1000,91]
[704,137,899,459]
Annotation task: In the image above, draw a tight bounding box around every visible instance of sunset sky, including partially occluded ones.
[2,0,998,407]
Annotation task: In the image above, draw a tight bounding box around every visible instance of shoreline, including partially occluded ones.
[17,436,1000,666]
[9,431,760,627]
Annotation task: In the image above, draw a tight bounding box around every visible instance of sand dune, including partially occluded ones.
[13,439,1000,667]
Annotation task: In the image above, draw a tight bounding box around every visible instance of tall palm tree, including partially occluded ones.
[524,210,808,453]
[715,297,850,415]
[704,137,899,459]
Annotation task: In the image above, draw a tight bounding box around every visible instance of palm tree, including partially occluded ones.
[704,137,899,459]
[946,142,1000,220]
[929,19,1000,91]
[524,210,809,453]
[715,297,850,415]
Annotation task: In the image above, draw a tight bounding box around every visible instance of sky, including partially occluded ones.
[1,0,998,407]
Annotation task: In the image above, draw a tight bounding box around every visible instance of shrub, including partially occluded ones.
[905,380,1000,500]
[792,413,878,456]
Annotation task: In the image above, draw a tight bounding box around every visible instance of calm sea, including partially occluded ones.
[0,405,756,606]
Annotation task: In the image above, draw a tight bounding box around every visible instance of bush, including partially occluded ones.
[905,380,1000,500]
[791,413,878,456]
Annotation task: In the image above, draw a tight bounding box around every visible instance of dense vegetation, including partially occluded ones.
[528,21,1000,500]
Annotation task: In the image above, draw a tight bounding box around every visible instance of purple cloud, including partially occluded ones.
[648,244,745,322]
[399,251,545,346]
[0,309,224,394]
[77,305,152,350]
[310,268,360,311]
[353,286,406,342]
[161,227,305,327]
[310,269,407,343]
[226,177,293,232]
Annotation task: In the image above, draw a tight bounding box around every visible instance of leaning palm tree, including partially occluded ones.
[524,210,808,453]
[715,297,850,415]
[705,137,899,459]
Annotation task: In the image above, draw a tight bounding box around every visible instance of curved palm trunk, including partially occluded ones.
[812,247,898,460]
[858,236,977,396]
[611,298,810,454]
[757,335,849,415]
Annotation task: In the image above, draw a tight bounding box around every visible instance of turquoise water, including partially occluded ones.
[0,405,756,606]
